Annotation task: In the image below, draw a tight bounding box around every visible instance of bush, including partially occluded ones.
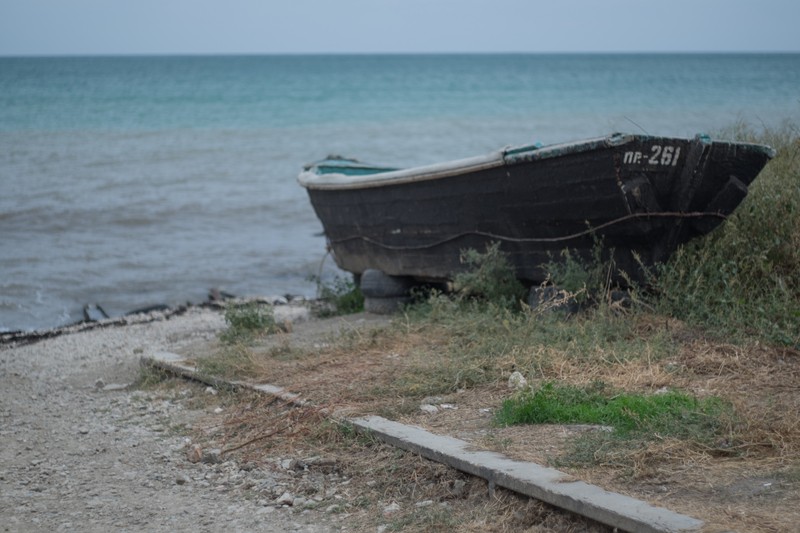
[219,302,278,344]
[452,242,527,309]
[538,238,630,308]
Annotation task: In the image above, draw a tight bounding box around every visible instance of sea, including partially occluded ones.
[2,53,799,332]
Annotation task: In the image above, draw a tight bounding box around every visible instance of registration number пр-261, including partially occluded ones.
[623,145,682,166]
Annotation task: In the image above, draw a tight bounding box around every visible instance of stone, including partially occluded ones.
[292,496,307,508]
[507,371,527,390]
[422,396,444,405]
[276,492,294,506]
[101,383,130,392]
[382,502,401,516]
[450,479,467,497]
[419,404,438,414]
[201,448,222,464]
[186,444,203,463]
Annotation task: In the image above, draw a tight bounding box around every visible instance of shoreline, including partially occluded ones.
[0,293,309,349]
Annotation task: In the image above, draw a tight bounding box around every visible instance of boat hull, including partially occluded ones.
[300,134,774,285]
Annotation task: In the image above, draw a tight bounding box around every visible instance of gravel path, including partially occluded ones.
[0,308,338,532]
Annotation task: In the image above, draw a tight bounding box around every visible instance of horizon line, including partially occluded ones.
[2,50,800,59]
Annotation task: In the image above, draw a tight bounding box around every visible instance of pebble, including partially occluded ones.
[507,371,528,390]
[276,491,295,506]
[101,383,130,392]
[382,502,401,516]
[293,496,307,507]
[186,444,203,463]
[451,479,467,497]
[201,448,222,464]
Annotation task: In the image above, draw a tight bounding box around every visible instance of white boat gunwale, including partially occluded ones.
[297,133,638,191]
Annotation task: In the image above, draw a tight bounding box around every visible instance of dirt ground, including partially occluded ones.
[179,309,800,533]
[2,308,612,533]
[22,305,789,531]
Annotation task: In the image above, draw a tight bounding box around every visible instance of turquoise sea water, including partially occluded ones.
[1,54,799,331]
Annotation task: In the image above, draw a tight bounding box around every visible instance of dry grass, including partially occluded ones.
[186,304,800,532]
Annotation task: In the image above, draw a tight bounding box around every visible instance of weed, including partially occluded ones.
[197,343,257,379]
[136,363,175,388]
[312,275,364,317]
[452,242,527,309]
[219,302,278,344]
[541,237,618,303]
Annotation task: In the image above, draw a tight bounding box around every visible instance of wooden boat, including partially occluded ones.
[298,133,774,286]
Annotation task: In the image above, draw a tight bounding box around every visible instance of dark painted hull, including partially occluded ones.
[299,134,774,285]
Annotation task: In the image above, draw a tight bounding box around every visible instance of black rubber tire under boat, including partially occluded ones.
[359,269,415,298]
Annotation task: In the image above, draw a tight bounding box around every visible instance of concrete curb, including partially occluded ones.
[142,351,709,533]
[350,416,704,533]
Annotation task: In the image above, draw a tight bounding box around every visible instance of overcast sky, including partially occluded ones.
[1,0,799,56]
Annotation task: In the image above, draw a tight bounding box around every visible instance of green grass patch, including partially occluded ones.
[493,379,740,472]
[496,381,741,469]
[496,381,732,441]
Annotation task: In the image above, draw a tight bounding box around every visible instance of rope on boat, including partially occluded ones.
[327,211,727,251]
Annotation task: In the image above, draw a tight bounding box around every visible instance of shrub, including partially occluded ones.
[538,238,630,308]
[219,302,278,344]
[652,123,800,345]
[452,242,527,309]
